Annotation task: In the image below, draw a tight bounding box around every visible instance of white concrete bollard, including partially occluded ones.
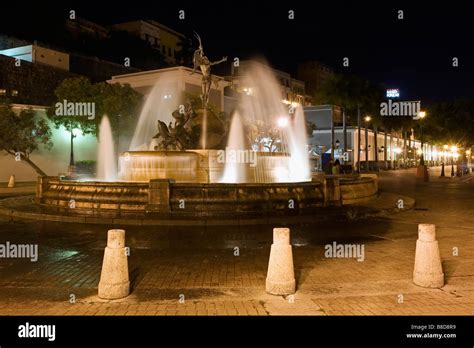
[7,175,15,188]
[98,229,130,299]
[266,227,296,295]
[413,224,444,288]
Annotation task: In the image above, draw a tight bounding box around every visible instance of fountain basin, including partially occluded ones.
[35,174,377,221]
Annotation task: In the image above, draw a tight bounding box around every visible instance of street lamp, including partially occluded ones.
[450,145,458,177]
[69,128,77,170]
[467,149,472,173]
[364,116,371,171]
[417,111,426,165]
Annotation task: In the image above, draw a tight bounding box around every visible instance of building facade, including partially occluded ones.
[113,20,186,65]
[231,60,309,106]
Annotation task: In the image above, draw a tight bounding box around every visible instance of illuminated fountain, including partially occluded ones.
[35,37,377,221]
[96,116,117,182]
[119,60,311,184]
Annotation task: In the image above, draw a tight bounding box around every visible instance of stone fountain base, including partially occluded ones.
[34,175,378,221]
[118,150,302,184]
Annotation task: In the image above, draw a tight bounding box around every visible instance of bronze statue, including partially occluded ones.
[152,34,229,150]
[191,32,227,109]
[152,102,197,150]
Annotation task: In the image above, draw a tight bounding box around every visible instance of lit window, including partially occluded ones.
[0,89,6,96]
[11,90,18,97]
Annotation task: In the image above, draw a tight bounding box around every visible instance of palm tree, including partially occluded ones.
[315,74,384,172]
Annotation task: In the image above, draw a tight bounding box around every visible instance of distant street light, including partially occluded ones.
[450,146,457,177]
[467,149,472,173]
[364,115,371,171]
[417,111,426,165]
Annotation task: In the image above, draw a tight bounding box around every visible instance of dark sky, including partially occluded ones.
[1,1,473,102]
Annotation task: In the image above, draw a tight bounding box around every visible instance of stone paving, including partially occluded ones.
[0,167,473,315]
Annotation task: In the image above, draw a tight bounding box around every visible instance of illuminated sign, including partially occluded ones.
[386,89,400,98]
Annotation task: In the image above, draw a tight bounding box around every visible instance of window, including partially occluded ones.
[168,47,172,56]
[162,45,166,54]
[0,89,6,96]
[11,90,18,97]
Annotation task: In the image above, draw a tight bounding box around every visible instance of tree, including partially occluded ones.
[0,102,52,176]
[425,99,474,147]
[47,77,143,137]
[315,73,382,170]
[94,81,143,153]
[47,77,143,164]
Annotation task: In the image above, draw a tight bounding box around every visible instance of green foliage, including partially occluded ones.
[424,99,474,147]
[94,81,143,139]
[75,160,96,174]
[314,73,383,125]
[47,77,143,139]
[0,102,52,175]
[46,77,97,136]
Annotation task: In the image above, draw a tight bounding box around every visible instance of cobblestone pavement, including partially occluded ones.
[0,168,473,315]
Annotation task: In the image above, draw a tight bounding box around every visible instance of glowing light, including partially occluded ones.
[394,147,402,154]
[417,149,423,155]
[443,144,449,150]
[386,89,400,98]
[364,116,371,122]
[418,111,426,119]
[451,146,458,152]
[281,99,299,107]
[277,117,289,128]
[63,128,80,138]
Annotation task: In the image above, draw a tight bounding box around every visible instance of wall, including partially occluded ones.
[0,54,76,105]
[0,108,98,182]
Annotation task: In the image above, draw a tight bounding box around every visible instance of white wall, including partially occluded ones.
[0,109,98,182]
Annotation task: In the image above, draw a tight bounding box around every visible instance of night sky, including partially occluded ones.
[1,1,473,103]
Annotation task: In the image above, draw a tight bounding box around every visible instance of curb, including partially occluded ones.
[0,193,415,226]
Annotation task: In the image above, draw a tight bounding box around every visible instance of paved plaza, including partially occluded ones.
[0,167,473,315]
